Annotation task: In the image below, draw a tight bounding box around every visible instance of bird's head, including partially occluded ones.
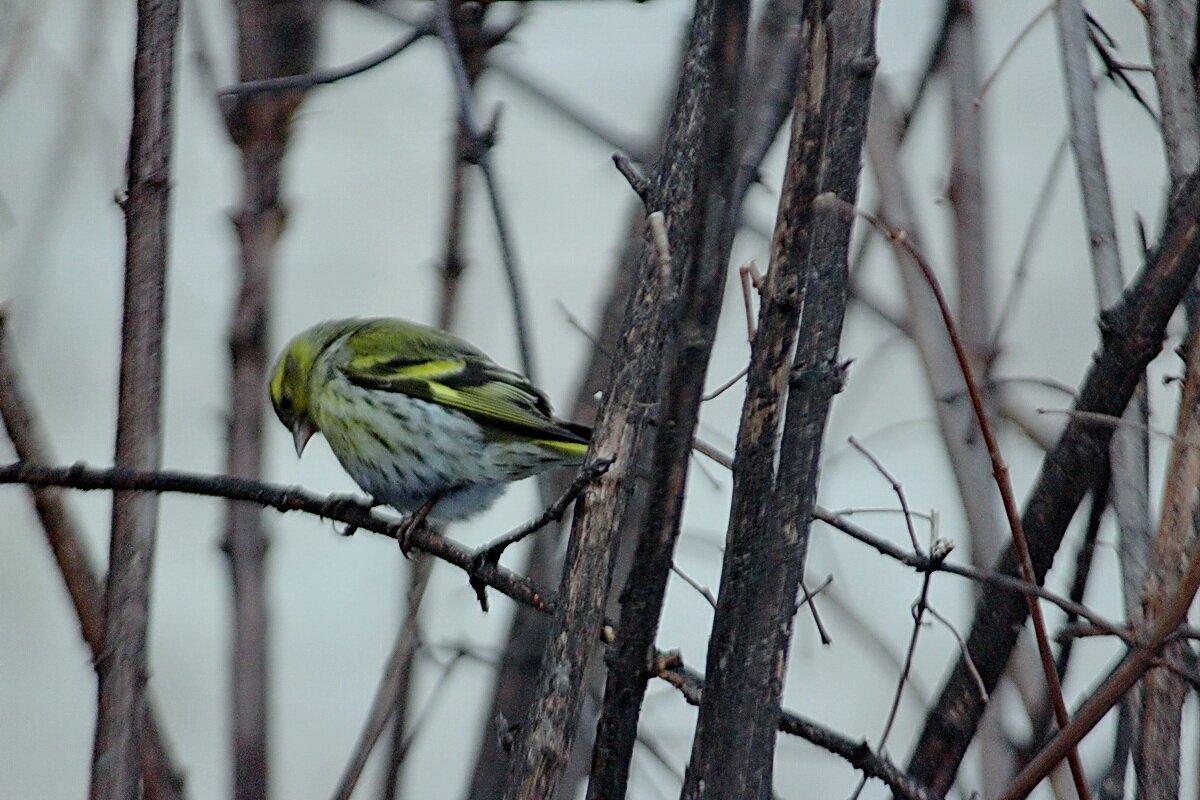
[269,320,357,456]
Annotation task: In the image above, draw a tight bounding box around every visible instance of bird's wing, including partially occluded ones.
[340,347,589,447]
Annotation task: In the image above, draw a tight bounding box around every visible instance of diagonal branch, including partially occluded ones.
[906,164,1200,795]
[585,4,751,796]
[0,316,185,800]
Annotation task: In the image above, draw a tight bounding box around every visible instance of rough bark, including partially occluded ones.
[680,2,880,797]
[584,3,750,797]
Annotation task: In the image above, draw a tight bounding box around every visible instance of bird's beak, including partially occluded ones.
[292,418,316,457]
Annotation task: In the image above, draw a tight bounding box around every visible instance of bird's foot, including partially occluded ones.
[320,494,380,536]
[397,495,439,556]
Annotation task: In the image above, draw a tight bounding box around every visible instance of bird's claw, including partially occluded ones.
[320,493,379,536]
[396,495,440,557]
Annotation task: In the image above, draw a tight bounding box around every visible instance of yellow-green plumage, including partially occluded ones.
[269,318,590,521]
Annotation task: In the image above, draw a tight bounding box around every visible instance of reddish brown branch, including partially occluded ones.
[829,196,1092,797]
[906,163,1200,795]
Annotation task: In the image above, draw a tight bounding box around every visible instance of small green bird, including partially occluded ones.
[269,317,590,523]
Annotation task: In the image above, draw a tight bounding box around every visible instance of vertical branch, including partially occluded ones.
[499,3,753,797]
[0,314,186,800]
[434,0,536,382]
[221,3,321,799]
[383,10,493,799]
[681,3,880,798]
[1135,313,1200,800]
[89,1,180,798]
[1138,6,1200,794]
[585,3,750,797]
[378,550,432,800]
[945,0,992,427]
[434,1,487,332]
[1144,0,1200,186]
[1053,4,1152,790]
[733,0,803,206]
[866,82,1003,586]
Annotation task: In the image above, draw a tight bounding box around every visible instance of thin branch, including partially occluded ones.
[812,507,1129,642]
[824,194,1090,796]
[906,163,1200,795]
[433,0,536,382]
[670,563,717,609]
[797,576,834,646]
[924,605,988,703]
[469,458,613,610]
[847,436,923,553]
[332,557,431,800]
[217,22,432,100]
[222,2,320,796]
[990,135,1070,350]
[0,462,552,611]
[658,663,945,800]
[701,366,749,402]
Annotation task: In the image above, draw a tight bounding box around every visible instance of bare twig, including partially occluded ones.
[433,0,536,382]
[612,152,653,208]
[848,436,923,553]
[990,135,1070,350]
[797,576,833,646]
[924,605,988,703]
[332,557,431,800]
[825,195,1091,796]
[813,507,1127,639]
[217,22,432,100]
[907,164,1200,795]
[470,458,613,611]
[670,563,717,609]
[659,662,945,800]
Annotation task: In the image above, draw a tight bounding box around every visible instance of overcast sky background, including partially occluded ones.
[0,1,1180,798]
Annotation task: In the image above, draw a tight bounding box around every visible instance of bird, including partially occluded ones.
[268,317,591,525]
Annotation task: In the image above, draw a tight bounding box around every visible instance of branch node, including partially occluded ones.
[612,151,654,208]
